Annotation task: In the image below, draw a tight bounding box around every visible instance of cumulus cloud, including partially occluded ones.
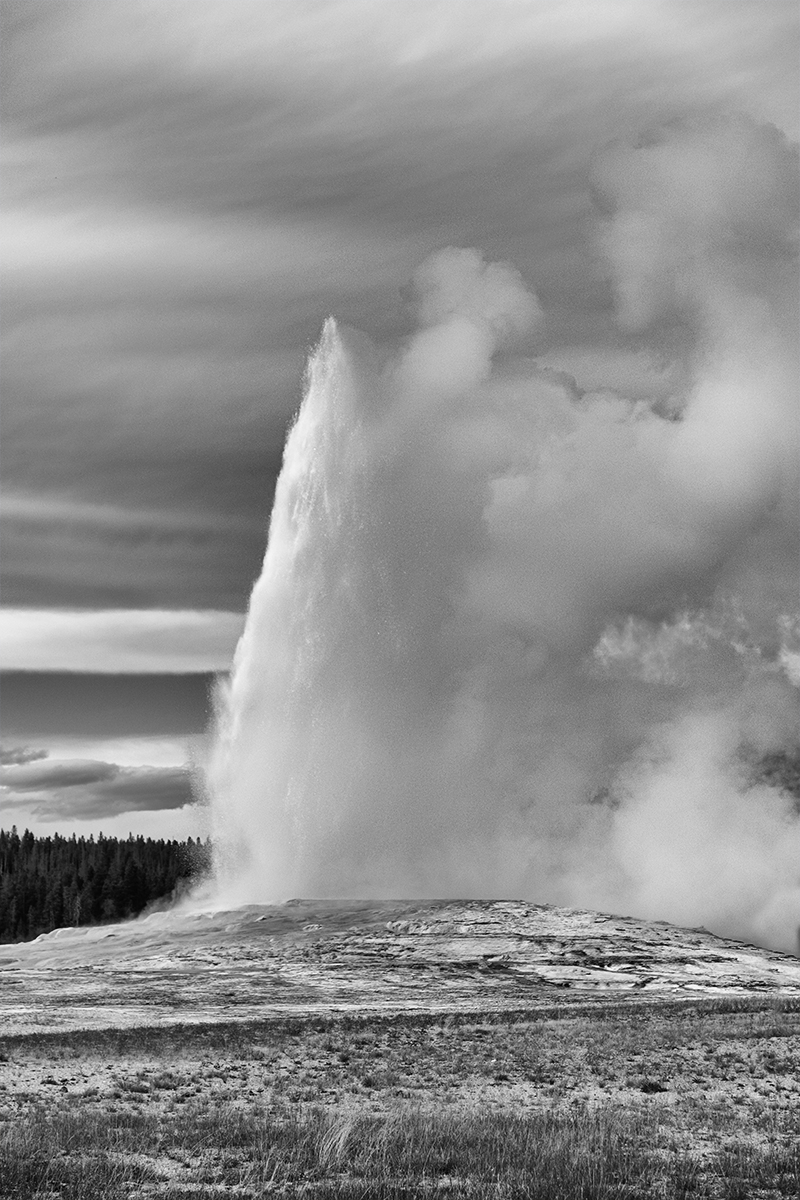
[0,609,244,673]
[575,709,800,948]
[396,248,543,399]
[593,117,798,326]
[208,114,799,951]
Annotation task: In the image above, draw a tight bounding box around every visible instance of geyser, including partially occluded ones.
[207,117,800,951]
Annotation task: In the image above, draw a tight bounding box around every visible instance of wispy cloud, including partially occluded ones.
[2,0,796,615]
[0,609,244,673]
[1,490,257,534]
[0,492,269,610]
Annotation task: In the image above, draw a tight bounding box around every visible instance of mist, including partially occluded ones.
[206,116,799,952]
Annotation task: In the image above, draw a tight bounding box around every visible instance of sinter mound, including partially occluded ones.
[2,900,799,1036]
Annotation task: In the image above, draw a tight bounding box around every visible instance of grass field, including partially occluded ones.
[1,999,798,1197]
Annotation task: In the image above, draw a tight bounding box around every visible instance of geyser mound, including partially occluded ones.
[5,899,800,1037]
[206,118,800,952]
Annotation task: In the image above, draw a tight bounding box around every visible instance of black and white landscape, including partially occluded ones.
[1,1,799,1195]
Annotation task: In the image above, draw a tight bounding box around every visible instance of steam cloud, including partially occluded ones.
[207,117,800,951]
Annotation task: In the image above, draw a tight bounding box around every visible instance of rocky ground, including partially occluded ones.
[2,898,799,1035]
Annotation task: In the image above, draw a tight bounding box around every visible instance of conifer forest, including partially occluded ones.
[0,829,212,942]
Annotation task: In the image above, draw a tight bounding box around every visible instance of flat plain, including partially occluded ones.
[1,900,799,1197]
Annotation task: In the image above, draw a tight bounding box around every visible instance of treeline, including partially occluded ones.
[0,829,213,943]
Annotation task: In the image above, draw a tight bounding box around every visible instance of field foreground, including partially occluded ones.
[1,900,799,1197]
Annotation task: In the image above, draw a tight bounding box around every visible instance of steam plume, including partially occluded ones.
[207,118,799,951]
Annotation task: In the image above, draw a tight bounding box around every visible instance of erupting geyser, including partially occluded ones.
[207,117,800,951]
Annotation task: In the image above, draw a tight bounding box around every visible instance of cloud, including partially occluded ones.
[0,757,193,820]
[593,115,799,329]
[0,745,49,766]
[2,5,798,876]
[0,609,244,673]
[537,346,684,405]
[0,673,215,739]
[1,759,118,791]
[593,118,799,532]
[396,248,543,399]
[0,489,270,609]
[1,490,258,533]
[2,1,797,613]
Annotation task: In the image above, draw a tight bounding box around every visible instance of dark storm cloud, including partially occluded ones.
[0,673,215,738]
[2,0,796,611]
[0,756,193,819]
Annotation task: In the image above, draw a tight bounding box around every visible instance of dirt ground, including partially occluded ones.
[3,1002,799,1149]
[2,901,799,1196]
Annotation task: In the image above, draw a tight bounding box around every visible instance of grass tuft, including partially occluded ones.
[2,1101,799,1198]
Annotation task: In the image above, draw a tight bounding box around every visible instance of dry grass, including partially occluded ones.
[1,999,798,1197]
[2,1101,798,1198]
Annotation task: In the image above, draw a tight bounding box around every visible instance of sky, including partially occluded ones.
[1,0,798,842]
